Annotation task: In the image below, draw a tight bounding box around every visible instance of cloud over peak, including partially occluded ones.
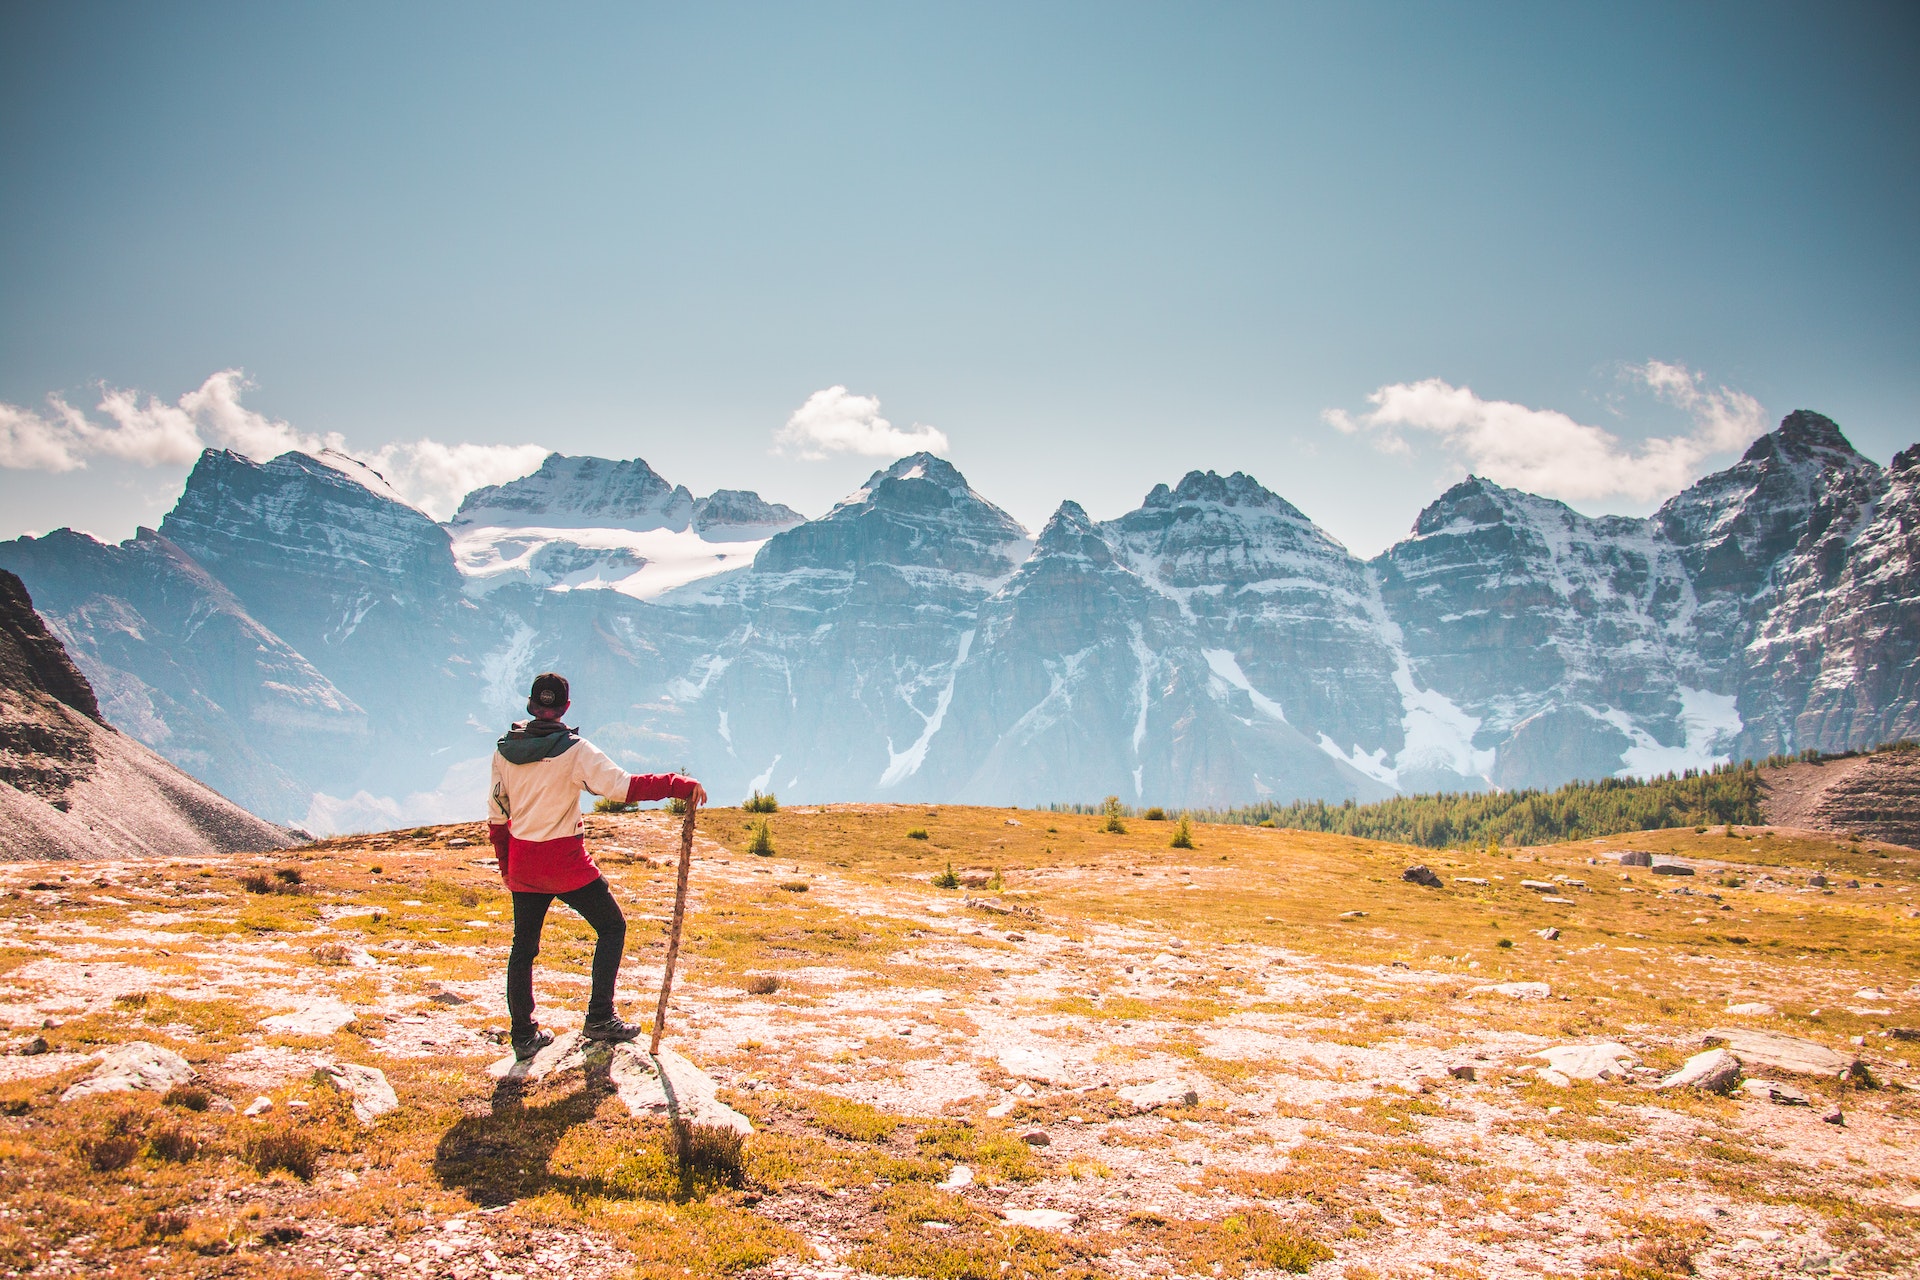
[1323,363,1767,504]
[774,386,950,460]
[0,370,545,520]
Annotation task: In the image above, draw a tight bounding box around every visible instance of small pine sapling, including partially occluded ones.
[744,790,779,813]
[1169,815,1195,849]
[1101,795,1127,834]
[747,819,775,857]
[933,862,960,889]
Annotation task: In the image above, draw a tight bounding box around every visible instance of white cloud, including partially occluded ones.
[774,386,949,460]
[361,439,550,520]
[1324,367,1767,503]
[0,370,547,519]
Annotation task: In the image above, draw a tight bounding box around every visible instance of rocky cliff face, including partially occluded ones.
[1,413,1913,829]
[0,569,294,859]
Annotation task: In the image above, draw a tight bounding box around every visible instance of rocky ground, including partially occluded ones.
[1761,747,1920,849]
[1,807,1917,1279]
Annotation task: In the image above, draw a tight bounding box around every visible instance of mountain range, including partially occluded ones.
[1,410,1913,833]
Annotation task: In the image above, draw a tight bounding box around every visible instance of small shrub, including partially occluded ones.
[592,796,636,814]
[933,862,960,889]
[239,873,273,894]
[248,1127,318,1180]
[907,828,930,840]
[1169,815,1195,849]
[310,942,351,966]
[743,790,779,813]
[1497,938,1514,949]
[84,1134,141,1172]
[147,1123,201,1162]
[1143,807,1168,822]
[747,819,775,857]
[368,865,383,875]
[682,1123,747,1188]
[272,867,302,886]
[114,992,150,1009]
[1102,795,1127,834]
[666,796,688,815]
[164,1084,211,1111]
[778,881,809,893]
[746,975,779,995]
[1258,818,1277,828]
[811,1095,900,1142]
[141,1211,189,1242]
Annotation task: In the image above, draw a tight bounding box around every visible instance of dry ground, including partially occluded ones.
[2,806,1918,1279]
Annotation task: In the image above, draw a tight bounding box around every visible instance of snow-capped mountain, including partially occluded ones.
[449,453,803,598]
[1,412,1913,830]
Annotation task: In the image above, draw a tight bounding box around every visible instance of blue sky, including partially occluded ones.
[2,2,1916,556]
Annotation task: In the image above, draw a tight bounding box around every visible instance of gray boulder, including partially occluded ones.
[60,1041,193,1101]
[1659,1048,1742,1094]
[1402,865,1442,888]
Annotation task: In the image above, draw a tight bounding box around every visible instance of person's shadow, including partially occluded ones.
[432,1052,737,1206]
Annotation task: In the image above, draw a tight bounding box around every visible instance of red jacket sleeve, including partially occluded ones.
[625,773,697,803]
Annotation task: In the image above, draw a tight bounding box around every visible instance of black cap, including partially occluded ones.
[528,672,570,715]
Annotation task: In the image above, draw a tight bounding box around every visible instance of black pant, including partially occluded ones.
[507,876,627,1031]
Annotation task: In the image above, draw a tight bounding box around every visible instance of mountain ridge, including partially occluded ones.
[1,412,1912,830]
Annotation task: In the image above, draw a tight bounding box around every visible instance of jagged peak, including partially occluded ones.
[1740,410,1863,466]
[451,453,677,523]
[1407,475,1582,539]
[862,451,967,491]
[1142,469,1305,520]
[1891,443,1920,475]
[180,447,416,509]
[1036,500,1096,543]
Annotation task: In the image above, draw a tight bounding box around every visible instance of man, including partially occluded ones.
[488,671,707,1060]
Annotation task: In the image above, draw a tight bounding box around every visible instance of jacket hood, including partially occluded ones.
[496,718,581,765]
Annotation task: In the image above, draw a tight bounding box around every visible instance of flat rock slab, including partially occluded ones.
[1660,1048,1742,1093]
[1702,1028,1855,1078]
[996,1045,1074,1085]
[1003,1208,1076,1231]
[60,1041,193,1101]
[1531,1042,1637,1082]
[1471,982,1551,999]
[318,1062,399,1123]
[1117,1079,1199,1112]
[261,998,357,1037]
[488,1033,752,1134]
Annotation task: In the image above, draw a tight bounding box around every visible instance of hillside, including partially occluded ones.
[1213,745,1920,851]
[0,570,295,861]
[0,806,1915,1277]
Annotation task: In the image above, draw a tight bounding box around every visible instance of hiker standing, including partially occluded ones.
[487,671,706,1060]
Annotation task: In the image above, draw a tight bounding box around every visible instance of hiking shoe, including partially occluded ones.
[582,1014,644,1044]
[511,1025,554,1061]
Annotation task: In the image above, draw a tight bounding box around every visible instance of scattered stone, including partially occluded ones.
[1651,863,1696,877]
[16,1035,48,1056]
[1541,896,1576,905]
[1470,982,1551,999]
[447,837,472,848]
[317,1062,399,1123]
[1339,910,1367,919]
[1002,1208,1075,1230]
[939,1165,973,1189]
[1021,1129,1050,1146]
[1520,880,1557,892]
[1659,1048,1742,1094]
[1822,1108,1845,1125]
[966,897,1013,915]
[985,1099,1016,1118]
[959,870,994,888]
[59,1042,194,1101]
[244,1096,274,1117]
[1726,1002,1776,1016]
[1532,1042,1637,1082]
[1808,874,1830,888]
[1618,851,1654,866]
[1117,1079,1199,1111]
[1004,932,1026,943]
[1900,1193,1920,1209]
[1740,1078,1809,1105]
[1453,876,1489,885]
[1855,988,1886,1000]
[1702,1028,1859,1079]
[260,998,357,1037]
[1448,1064,1476,1081]
[1402,865,1442,888]
[1535,927,1560,940]
[428,990,469,1006]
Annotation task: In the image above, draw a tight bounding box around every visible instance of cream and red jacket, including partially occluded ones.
[486,720,695,893]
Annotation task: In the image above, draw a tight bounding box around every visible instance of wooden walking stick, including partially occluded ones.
[650,797,699,1055]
